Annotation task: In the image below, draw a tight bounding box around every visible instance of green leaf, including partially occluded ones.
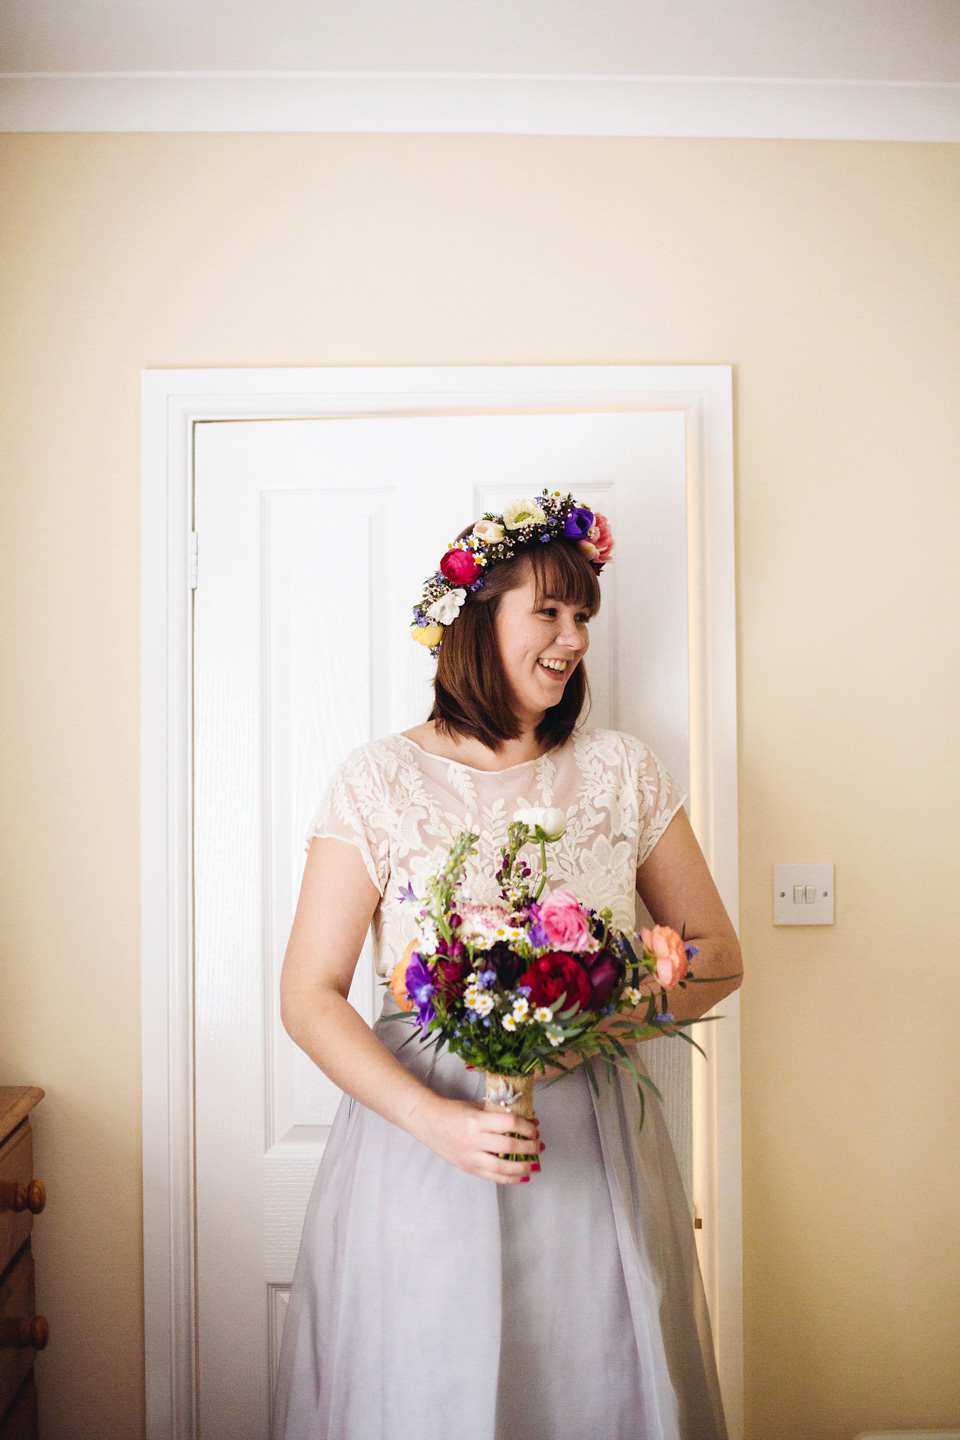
[665,1029,710,1062]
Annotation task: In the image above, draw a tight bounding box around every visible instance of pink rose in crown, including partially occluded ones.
[539,890,597,953]
[640,924,689,988]
[589,512,614,565]
[440,547,481,586]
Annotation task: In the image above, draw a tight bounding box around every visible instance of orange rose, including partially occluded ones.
[388,939,419,1012]
[639,924,689,988]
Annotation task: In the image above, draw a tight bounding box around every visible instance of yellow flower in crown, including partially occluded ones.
[411,621,444,648]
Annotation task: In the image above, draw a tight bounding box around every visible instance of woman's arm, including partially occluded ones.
[542,806,743,1071]
[280,836,540,1183]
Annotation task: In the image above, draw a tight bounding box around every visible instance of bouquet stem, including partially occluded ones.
[483,1071,537,1165]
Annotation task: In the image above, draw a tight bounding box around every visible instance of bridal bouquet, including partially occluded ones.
[378,809,721,1138]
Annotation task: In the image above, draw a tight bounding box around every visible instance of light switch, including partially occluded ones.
[774,864,835,925]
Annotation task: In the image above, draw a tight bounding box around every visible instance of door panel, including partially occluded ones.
[193,409,690,1436]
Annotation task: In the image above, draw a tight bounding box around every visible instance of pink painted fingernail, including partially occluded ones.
[531,1163,540,1172]
[521,1175,530,1183]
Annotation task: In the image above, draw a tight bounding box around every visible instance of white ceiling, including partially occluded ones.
[2,0,958,136]
[3,0,959,81]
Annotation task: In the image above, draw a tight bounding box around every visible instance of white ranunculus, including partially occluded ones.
[502,498,547,531]
[426,587,467,626]
[512,805,567,842]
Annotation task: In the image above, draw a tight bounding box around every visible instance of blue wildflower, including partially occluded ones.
[397,881,417,905]
[528,921,549,949]
[478,969,497,988]
[654,1012,675,1024]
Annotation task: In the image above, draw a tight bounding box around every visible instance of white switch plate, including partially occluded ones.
[773,864,835,925]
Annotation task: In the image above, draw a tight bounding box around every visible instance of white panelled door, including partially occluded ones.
[193,409,690,1438]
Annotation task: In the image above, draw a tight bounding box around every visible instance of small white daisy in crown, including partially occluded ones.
[410,491,614,655]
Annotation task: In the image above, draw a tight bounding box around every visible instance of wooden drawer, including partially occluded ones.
[0,1126,42,1278]
[0,1248,45,1419]
[0,1374,37,1440]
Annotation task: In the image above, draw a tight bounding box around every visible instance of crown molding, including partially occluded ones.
[1,71,959,140]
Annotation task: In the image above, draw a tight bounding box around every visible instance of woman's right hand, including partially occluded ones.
[411,1095,543,1184]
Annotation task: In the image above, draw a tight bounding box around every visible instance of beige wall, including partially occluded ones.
[1,133,958,1440]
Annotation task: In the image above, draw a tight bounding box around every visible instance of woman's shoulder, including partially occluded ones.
[571,725,645,764]
[326,733,406,788]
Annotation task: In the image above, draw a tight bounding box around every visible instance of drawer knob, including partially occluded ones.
[0,1315,49,1350]
[11,1180,46,1215]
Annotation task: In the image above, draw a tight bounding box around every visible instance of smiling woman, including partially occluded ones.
[274,493,736,1440]
[429,534,601,755]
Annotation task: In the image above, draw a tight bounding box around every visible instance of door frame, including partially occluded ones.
[140,364,742,1440]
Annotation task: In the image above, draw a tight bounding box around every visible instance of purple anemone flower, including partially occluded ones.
[405,954,437,1036]
[563,506,594,540]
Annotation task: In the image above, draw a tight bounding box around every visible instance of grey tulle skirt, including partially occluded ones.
[272,994,728,1440]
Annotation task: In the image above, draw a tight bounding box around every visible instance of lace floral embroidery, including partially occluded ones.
[305,728,687,977]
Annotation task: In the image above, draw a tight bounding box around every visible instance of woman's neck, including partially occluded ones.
[401,720,549,772]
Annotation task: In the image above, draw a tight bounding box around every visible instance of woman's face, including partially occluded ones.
[492,562,592,726]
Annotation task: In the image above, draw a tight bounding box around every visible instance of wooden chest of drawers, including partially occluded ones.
[0,1089,46,1440]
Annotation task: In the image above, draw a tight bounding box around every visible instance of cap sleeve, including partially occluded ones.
[304,745,390,897]
[623,732,689,868]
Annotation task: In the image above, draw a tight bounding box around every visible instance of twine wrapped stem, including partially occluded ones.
[483,1071,538,1164]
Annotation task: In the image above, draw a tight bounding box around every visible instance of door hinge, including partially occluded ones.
[189,531,198,589]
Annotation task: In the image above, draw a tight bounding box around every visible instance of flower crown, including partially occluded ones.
[410,491,614,655]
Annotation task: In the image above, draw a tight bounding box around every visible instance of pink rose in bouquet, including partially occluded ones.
[640,924,690,988]
[539,891,597,953]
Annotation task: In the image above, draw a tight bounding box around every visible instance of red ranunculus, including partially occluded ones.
[440,547,481,586]
[435,957,470,999]
[518,951,591,1013]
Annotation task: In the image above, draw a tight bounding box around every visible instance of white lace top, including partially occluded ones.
[304,727,688,979]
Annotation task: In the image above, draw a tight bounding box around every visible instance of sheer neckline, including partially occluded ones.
[394,733,555,777]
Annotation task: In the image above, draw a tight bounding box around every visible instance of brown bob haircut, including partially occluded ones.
[428,531,602,752]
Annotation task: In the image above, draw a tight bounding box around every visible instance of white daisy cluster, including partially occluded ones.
[533,1006,553,1024]
[501,993,532,1032]
[464,980,496,1018]
[621,985,645,1007]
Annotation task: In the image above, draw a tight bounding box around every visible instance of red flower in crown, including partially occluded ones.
[440,548,481,586]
